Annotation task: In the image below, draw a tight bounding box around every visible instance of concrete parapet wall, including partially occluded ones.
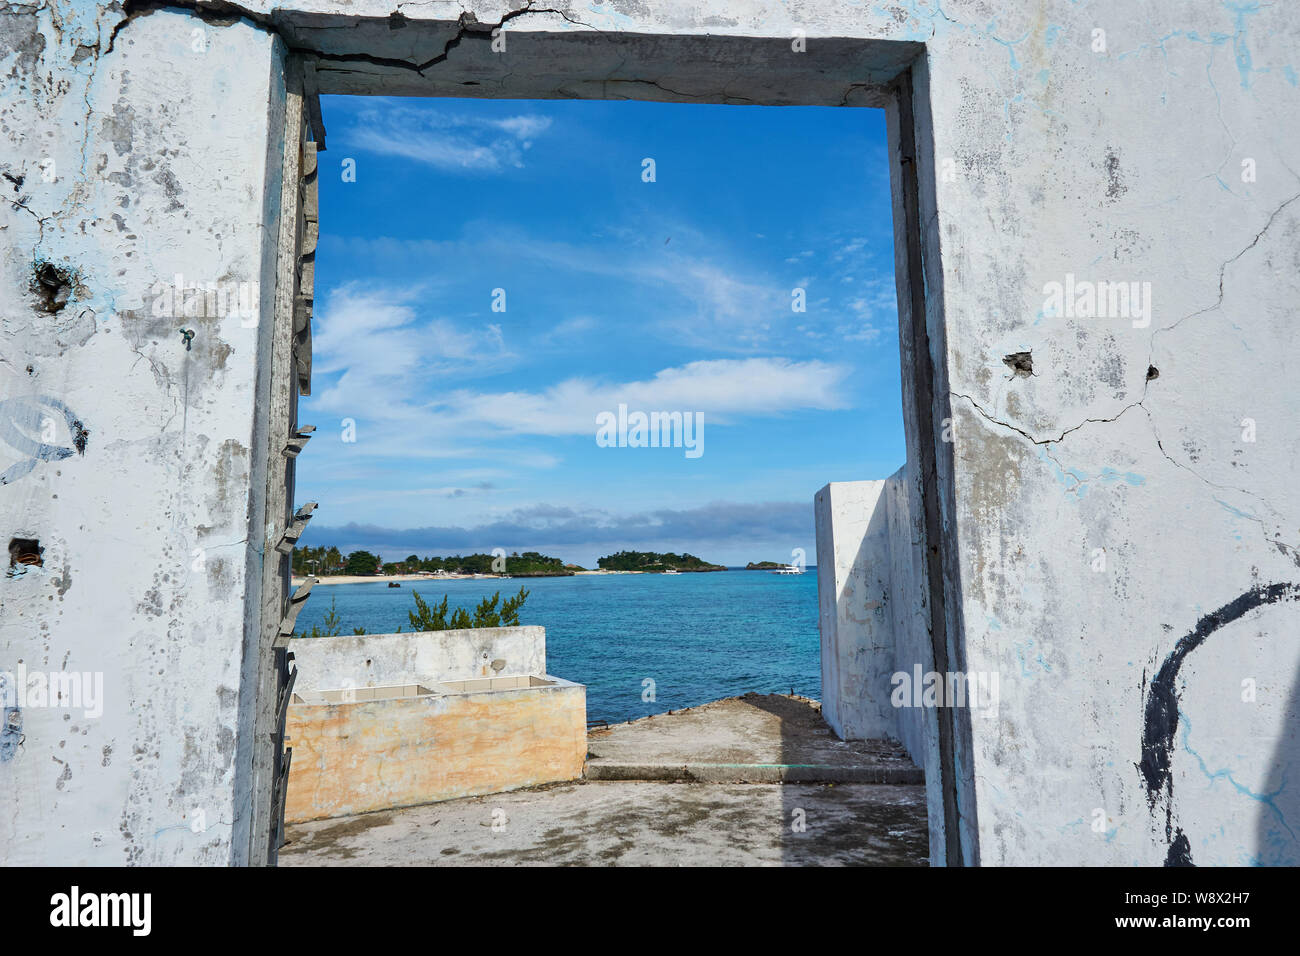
[285,678,586,822]
[288,626,546,691]
[815,476,933,763]
[882,469,932,767]
[815,480,897,741]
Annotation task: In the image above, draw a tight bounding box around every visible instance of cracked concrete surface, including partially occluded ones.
[2,2,282,865]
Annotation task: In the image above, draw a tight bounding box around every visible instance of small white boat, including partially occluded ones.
[663,569,680,575]
[771,564,803,575]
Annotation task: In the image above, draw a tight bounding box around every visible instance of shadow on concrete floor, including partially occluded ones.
[280,780,929,866]
[281,693,928,866]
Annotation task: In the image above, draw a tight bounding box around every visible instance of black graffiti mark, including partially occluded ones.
[1139,582,1300,866]
[0,396,89,485]
[1166,829,1194,867]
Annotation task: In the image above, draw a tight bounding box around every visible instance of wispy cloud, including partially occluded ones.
[343,101,554,173]
[305,280,851,481]
[431,357,851,437]
[311,282,513,417]
[319,227,869,353]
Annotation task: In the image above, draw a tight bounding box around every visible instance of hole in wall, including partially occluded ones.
[1003,351,1034,377]
[31,262,74,314]
[1147,365,1159,381]
[8,538,43,569]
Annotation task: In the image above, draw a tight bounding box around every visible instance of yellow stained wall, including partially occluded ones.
[284,684,586,823]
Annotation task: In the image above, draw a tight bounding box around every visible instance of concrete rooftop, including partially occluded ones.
[280,780,929,866]
[280,694,928,865]
[586,693,922,783]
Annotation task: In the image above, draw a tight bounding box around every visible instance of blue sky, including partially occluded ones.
[298,94,904,567]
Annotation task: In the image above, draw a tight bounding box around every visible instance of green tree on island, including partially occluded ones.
[344,550,381,575]
[294,544,580,577]
[597,550,725,572]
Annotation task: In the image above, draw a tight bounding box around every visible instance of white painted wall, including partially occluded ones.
[882,468,932,769]
[0,8,283,865]
[815,480,896,741]
[289,626,547,692]
[814,475,932,763]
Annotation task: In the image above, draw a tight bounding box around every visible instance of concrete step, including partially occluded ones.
[583,693,924,786]
[584,761,923,784]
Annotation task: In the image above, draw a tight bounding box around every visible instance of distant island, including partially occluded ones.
[745,561,785,570]
[291,546,578,578]
[597,550,726,573]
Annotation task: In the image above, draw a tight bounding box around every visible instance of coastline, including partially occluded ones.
[291,569,646,587]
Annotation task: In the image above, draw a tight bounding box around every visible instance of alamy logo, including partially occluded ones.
[149,273,259,326]
[0,665,103,719]
[890,665,1000,719]
[1042,273,1152,328]
[595,404,703,459]
[50,887,151,936]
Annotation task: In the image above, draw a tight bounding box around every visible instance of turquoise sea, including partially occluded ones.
[293,570,820,724]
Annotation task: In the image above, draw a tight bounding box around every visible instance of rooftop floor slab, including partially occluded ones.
[280,780,929,866]
[584,693,923,784]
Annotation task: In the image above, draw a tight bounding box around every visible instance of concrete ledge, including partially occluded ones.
[583,694,922,786]
[584,762,923,784]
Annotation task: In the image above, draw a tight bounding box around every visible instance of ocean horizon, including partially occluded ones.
[292,568,821,724]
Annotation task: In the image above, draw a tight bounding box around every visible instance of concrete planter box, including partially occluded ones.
[284,628,586,823]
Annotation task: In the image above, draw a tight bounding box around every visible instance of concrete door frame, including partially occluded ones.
[253,18,970,864]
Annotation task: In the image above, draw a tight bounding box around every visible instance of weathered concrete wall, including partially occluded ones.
[285,679,587,821]
[814,477,932,763]
[881,468,931,769]
[909,7,1300,868]
[5,0,1299,867]
[815,480,897,741]
[285,628,583,821]
[289,625,546,691]
[0,6,285,864]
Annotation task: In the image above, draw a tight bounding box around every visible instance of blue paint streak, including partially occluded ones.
[1214,497,1256,520]
[1180,709,1295,843]
[1223,0,1264,89]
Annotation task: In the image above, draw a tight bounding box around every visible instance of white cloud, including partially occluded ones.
[431,357,852,437]
[310,282,515,426]
[321,230,800,353]
[832,237,869,262]
[491,115,552,140]
[306,287,850,464]
[343,101,554,173]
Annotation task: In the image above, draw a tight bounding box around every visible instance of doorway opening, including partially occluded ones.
[252,28,963,867]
